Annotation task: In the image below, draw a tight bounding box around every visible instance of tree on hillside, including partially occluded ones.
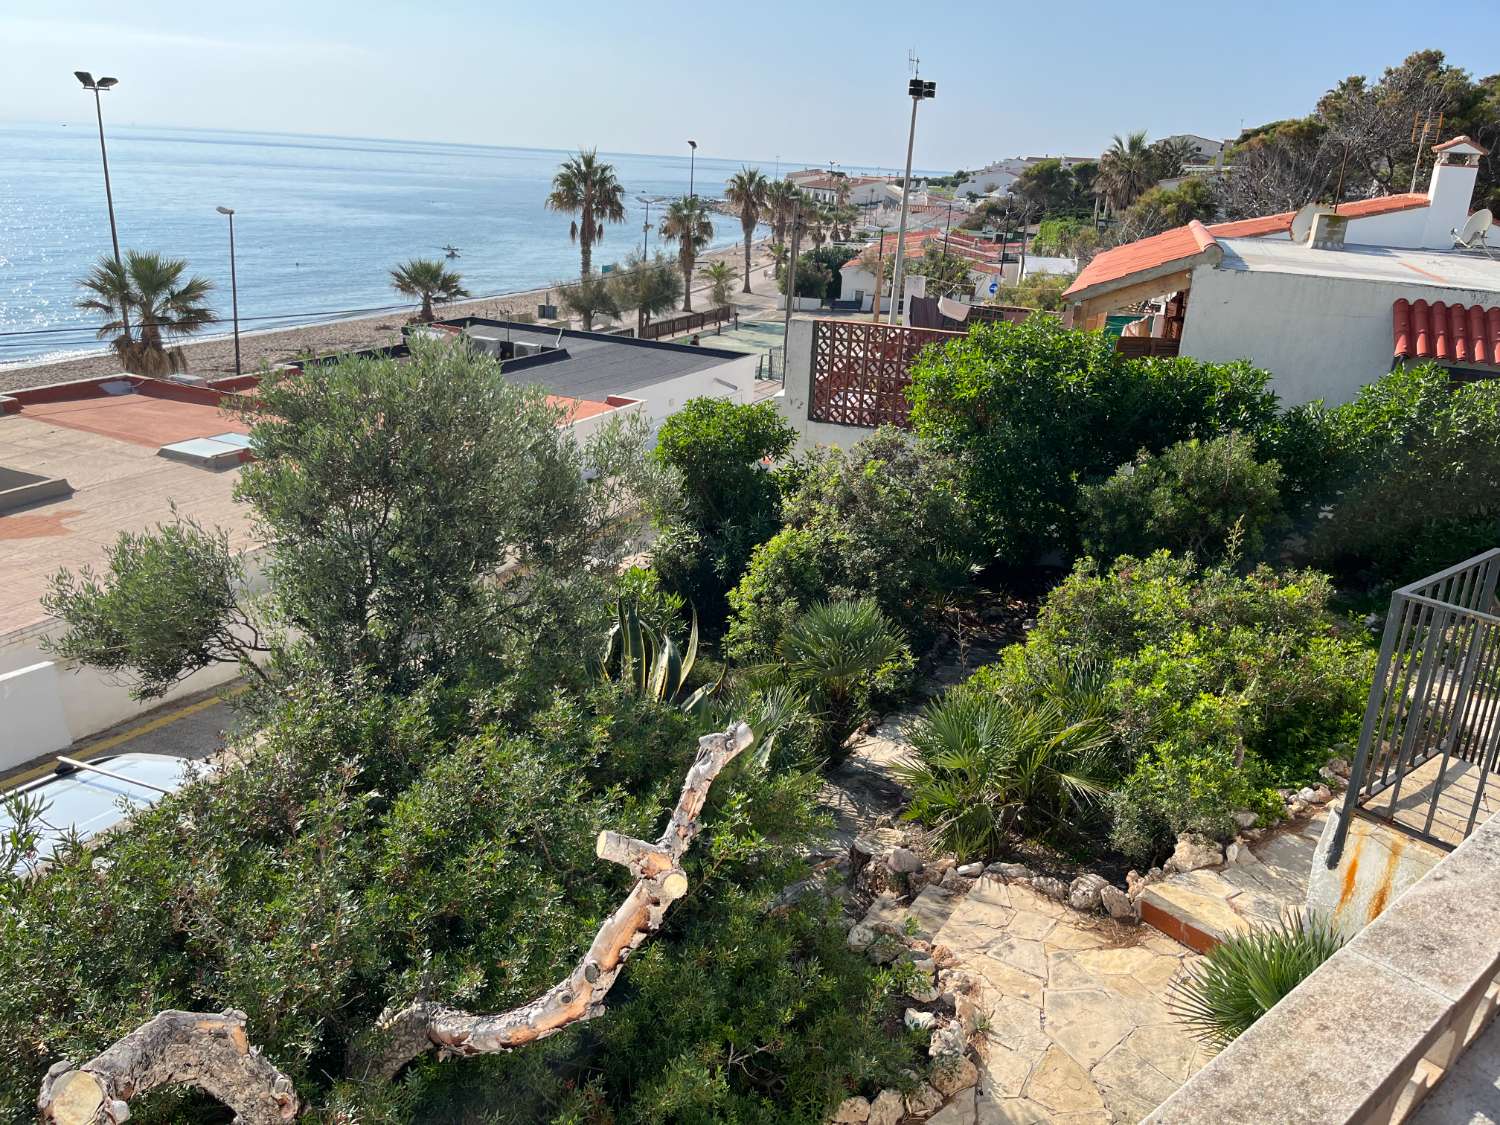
[76,250,217,377]
[45,335,655,698]
[390,258,469,322]
[546,148,627,282]
[912,246,973,299]
[724,166,768,293]
[659,196,715,312]
[1118,179,1218,239]
[608,252,684,333]
[1096,131,1157,213]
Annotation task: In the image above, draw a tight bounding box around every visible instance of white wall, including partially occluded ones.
[1178,263,1500,406]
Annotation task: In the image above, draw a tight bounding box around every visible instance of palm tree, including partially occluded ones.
[765,179,799,249]
[1097,131,1157,214]
[659,197,714,312]
[546,148,627,282]
[698,260,738,307]
[76,250,217,377]
[390,258,469,323]
[723,166,768,293]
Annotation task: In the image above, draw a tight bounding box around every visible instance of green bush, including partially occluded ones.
[648,398,795,630]
[906,317,1278,564]
[1080,432,1284,563]
[725,428,979,662]
[1170,912,1344,1049]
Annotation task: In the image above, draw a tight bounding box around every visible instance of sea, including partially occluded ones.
[0,123,770,366]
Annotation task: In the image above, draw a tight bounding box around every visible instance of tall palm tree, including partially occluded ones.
[76,250,217,377]
[659,197,714,312]
[723,166,768,293]
[765,179,799,249]
[1097,131,1156,214]
[390,258,469,323]
[546,149,627,283]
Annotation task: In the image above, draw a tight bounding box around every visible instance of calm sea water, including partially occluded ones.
[0,123,766,365]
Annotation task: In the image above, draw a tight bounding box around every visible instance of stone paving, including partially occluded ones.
[867,876,1208,1123]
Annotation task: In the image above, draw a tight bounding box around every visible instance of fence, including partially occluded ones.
[1114,336,1181,358]
[638,305,733,341]
[1328,549,1500,866]
[808,319,960,429]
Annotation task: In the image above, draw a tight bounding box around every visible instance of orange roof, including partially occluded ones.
[1393,299,1500,364]
[1066,194,1437,300]
[1434,135,1490,155]
[547,394,615,422]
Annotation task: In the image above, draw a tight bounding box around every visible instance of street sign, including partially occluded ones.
[988,279,999,295]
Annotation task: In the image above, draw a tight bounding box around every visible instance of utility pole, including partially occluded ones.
[782,197,802,344]
[216,207,241,376]
[888,73,936,325]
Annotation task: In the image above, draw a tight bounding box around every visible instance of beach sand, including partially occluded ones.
[0,239,776,394]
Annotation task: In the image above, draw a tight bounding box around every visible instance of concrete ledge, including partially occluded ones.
[1146,809,1500,1124]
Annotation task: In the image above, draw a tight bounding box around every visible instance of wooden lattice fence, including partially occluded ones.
[809,320,960,429]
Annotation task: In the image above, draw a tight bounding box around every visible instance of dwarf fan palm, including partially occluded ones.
[390,258,469,323]
[76,250,217,377]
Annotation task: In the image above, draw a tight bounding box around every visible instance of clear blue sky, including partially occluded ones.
[3,1,1496,171]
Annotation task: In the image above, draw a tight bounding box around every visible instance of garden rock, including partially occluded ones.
[931,1054,979,1097]
[867,934,904,965]
[939,869,975,893]
[1165,834,1222,874]
[1309,784,1332,804]
[1288,799,1309,817]
[1327,756,1351,778]
[846,924,875,953]
[1100,883,1135,920]
[1031,875,1068,900]
[887,847,923,874]
[955,862,983,878]
[868,1090,904,1125]
[986,861,1032,880]
[1233,810,1259,829]
[904,1008,937,1031]
[928,1022,966,1059]
[909,980,940,1003]
[832,1095,871,1123]
[1067,873,1108,912]
[1296,786,1318,804]
[905,1083,945,1116]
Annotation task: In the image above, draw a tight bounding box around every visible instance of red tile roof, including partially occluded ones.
[1434,135,1490,156]
[1393,299,1500,365]
[1064,194,1436,301]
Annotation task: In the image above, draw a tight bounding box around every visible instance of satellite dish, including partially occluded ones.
[1289,203,1329,245]
[1454,209,1494,249]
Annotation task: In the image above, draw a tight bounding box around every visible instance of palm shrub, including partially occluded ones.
[776,599,912,764]
[897,660,1115,860]
[1169,912,1344,1049]
[390,258,469,322]
[76,250,217,376]
[697,260,738,307]
[1079,432,1285,563]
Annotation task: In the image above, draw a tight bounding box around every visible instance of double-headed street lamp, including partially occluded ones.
[888,76,936,324]
[216,207,241,376]
[637,195,665,258]
[688,139,698,199]
[74,70,129,341]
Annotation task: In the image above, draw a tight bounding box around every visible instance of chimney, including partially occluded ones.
[1309,212,1348,249]
[1423,136,1488,248]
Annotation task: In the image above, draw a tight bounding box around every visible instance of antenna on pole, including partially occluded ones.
[908,47,920,76]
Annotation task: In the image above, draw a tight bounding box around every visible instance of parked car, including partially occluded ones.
[0,753,194,874]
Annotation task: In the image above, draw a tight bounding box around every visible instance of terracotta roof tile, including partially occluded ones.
[1064,220,1218,299]
[1393,298,1500,364]
[1434,135,1490,156]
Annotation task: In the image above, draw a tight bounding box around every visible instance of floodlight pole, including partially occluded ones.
[888,77,934,326]
[688,139,698,199]
[78,71,130,342]
[217,207,241,376]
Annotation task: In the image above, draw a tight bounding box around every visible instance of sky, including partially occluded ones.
[2,1,1497,172]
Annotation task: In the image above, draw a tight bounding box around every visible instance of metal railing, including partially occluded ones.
[809,319,960,429]
[1328,549,1500,866]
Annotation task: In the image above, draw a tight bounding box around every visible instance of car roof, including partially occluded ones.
[1,753,194,873]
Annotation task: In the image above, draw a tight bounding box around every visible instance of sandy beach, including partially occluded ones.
[0,238,776,393]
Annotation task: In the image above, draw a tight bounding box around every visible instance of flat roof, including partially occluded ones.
[1216,238,1500,293]
[21,393,244,447]
[446,320,744,402]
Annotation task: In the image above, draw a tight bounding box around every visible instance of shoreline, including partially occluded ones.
[0,238,774,393]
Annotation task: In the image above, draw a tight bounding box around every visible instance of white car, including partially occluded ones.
[0,753,194,874]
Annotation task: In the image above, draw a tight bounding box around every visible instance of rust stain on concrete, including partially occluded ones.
[0,507,80,539]
[1368,835,1407,922]
[1337,833,1365,915]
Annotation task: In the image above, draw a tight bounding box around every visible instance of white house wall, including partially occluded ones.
[1178,263,1500,406]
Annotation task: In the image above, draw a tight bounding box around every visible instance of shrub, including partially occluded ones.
[777,599,913,764]
[1170,912,1344,1049]
[906,317,1278,564]
[648,398,795,630]
[896,660,1115,860]
[725,429,979,662]
[1079,432,1284,563]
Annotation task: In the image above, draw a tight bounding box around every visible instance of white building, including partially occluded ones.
[1063,136,1500,405]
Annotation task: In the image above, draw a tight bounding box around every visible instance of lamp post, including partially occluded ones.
[688,139,698,199]
[74,70,129,342]
[637,195,663,258]
[215,206,241,376]
[887,76,936,325]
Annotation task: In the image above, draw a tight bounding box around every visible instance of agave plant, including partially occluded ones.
[1169,911,1344,1049]
[597,599,719,715]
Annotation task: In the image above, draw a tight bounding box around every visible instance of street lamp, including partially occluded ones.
[688,139,698,199]
[75,70,129,342]
[637,195,664,258]
[887,76,936,324]
[216,206,241,376]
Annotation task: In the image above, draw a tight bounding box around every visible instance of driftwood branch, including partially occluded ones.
[38,722,754,1118]
[356,720,753,1081]
[37,1009,299,1125]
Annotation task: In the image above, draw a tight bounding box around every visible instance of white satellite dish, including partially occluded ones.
[1289,203,1330,244]
[1454,209,1494,249]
